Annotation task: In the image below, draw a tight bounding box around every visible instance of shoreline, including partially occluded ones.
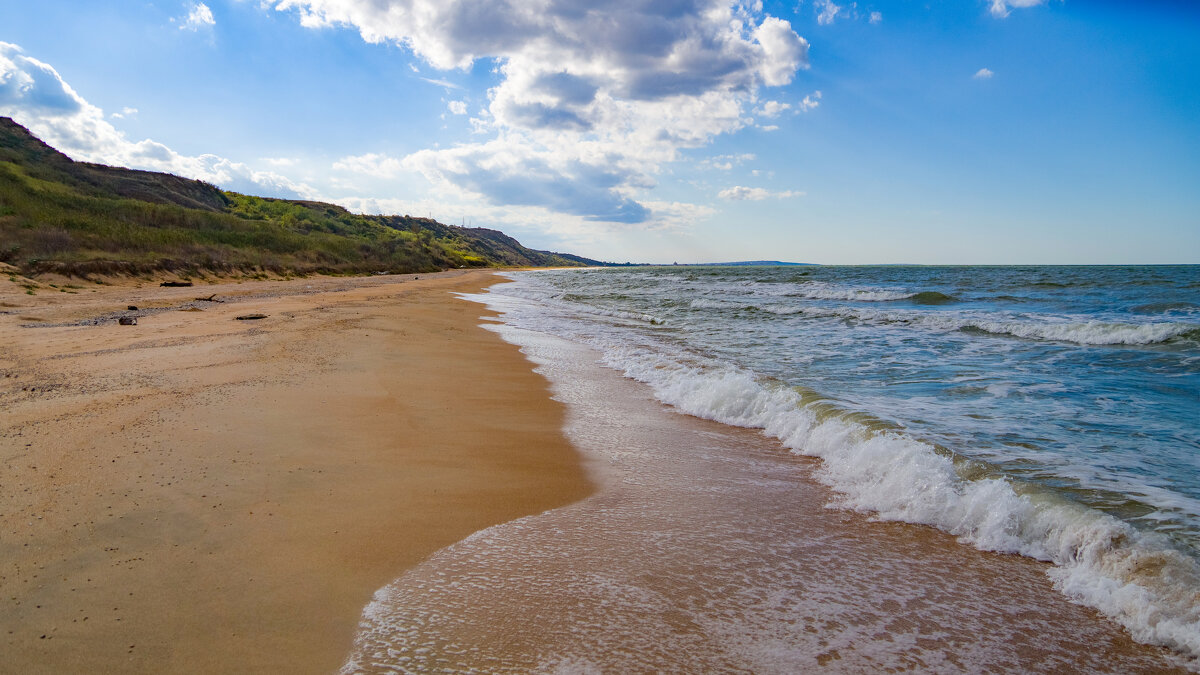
[345,313,1191,672]
[0,270,592,673]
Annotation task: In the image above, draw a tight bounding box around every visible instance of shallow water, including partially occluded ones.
[492,266,1200,548]
[343,325,1186,673]
[449,267,1199,660]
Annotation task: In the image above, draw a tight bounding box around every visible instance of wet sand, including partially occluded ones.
[0,270,591,673]
[341,320,1191,673]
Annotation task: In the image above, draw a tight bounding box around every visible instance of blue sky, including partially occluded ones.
[2,0,1197,264]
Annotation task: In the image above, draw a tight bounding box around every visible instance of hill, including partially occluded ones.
[0,117,604,278]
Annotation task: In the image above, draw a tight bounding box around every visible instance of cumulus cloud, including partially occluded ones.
[718,185,802,200]
[405,140,652,223]
[447,100,467,115]
[268,0,811,225]
[111,106,138,119]
[799,90,822,111]
[180,2,216,30]
[870,11,882,24]
[973,68,994,79]
[755,100,790,118]
[0,42,312,199]
[988,0,1047,18]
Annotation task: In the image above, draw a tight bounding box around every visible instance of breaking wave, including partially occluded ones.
[687,298,1199,346]
[594,342,1200,659]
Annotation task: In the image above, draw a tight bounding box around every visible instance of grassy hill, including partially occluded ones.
[0,117,602,278]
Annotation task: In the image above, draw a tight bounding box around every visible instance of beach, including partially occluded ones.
[2,266,1194,674]
[0,270,590,673]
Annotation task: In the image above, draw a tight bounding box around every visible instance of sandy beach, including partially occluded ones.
[0,269,591,673]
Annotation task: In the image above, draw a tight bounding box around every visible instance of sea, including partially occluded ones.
[344,265,1200,673]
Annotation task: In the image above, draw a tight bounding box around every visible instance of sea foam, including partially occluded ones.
[690,299,1199,346]
[596,341,1200,660]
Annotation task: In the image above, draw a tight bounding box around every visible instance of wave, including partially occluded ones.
[788,284,914,302]
[1133,302,1200,315]
[488,284,666,326]
[595,343,1200,660]
[909,290,958,305]
[960,319,1200,345]
[688,298,1199,346]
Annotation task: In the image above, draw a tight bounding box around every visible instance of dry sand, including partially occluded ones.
[0,269,591,673]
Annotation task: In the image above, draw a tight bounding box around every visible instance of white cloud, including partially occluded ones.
[268,0,811,225]
[869,11,882,24]
[701,153,756,170]
[111,106,138,119]
[718,186,803,200]
[799,90,822,112]
[447,100,467,115]
[755,100,791,118]
[989,0,1047,18]
[332,152,406,178]
[181,2,216,31]
[973,68,994,79]
[0,42,313,199]
[815,0,841,25]
[420,76,462,90]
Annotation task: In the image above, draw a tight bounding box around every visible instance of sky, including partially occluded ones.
[1,0,1197,264]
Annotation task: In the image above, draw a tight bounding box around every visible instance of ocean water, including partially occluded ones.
[343,265,1200,671]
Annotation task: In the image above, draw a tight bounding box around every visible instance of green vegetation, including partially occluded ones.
[0,117,600,278]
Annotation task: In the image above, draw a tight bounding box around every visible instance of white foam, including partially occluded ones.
[729,302,1197,346]
[478,273,1200,663]
[789,282,915,302]
[592,343,1200,660]
[679,286,1197,345]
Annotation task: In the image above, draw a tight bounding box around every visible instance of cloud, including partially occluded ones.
[988,0,1047,18]
[701,152,756,170]
[332,152,405,178]
[718,186,802,200]
[815,0,842,25]
[420,76,462,90]
[755,100,791,118]
[268,0,811,225]
[799,90,822,111]
[0,43,85,115]
[973,68,994,79]
[869,11,882,24]
[0,42,313,200]
[180,2,216,30]
[111,106,138,119]
[405,140,652,223]
[447,100,467,115]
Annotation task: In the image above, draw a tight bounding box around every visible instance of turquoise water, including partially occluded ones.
[482,265,1200,655]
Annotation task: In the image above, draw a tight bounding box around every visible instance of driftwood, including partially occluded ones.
[235,314,268,321]
[195,294,221,302]
[118,317,137,325]
[160,281,193,287]
[127,305,138,311]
